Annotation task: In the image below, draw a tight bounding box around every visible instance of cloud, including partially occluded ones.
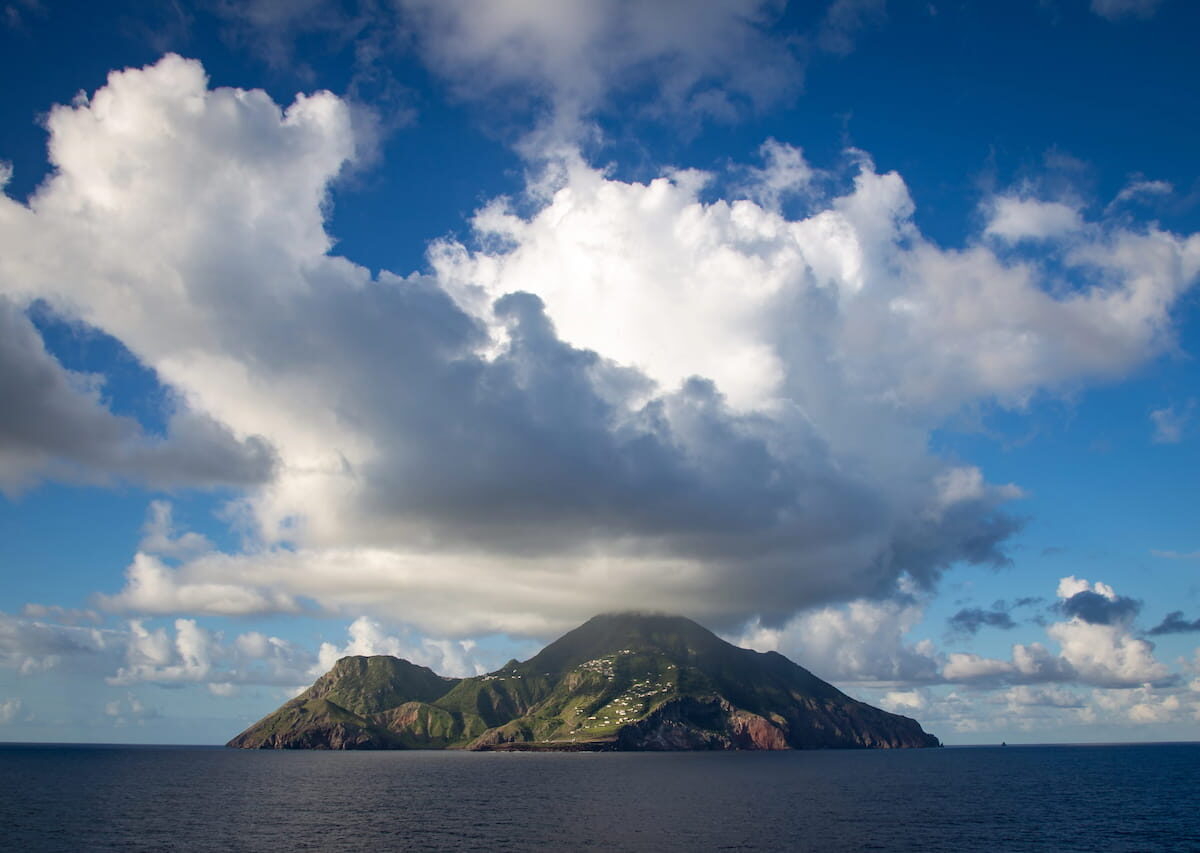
[97,553,300,617]
[946,577,1171,688]
[229,630,316,686]
[314,616,492,678]
[3,606,442,692]
[1146,611,1200,636]
[108,618,216,686]
[923,680,1197,734]
[186,0,888,149]
[1090,685,1191,725]
[879,627,1195,734]
[879,688,926,713]
[0,611,112,674]
[1150,549,1200,560]
[817,0,885,55]
[400,0,803,141]
[0,297,277,495]
[205,0,417,147]
[19,604,101,625]
[1090,0,1164,21]
[1107,179,1173,212]
[947,606,1017,636]
[736,139,818,210]
[107,616,311,690]
[1150,401,1193,444]
[2,0,44,32]
[984,196,1083,242]
[0,698,23,724]
[4,56,1200,640]
[139,500,214,559]
[942,643,1076,685]
[443,154,1198,418]
[104,693,159,725]
[1000,685,1085,709]
[90,610,494,689]
[733,594,943,684]
[209,0,377,70]
[203,0,810,146]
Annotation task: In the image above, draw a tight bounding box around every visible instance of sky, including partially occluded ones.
[0,0,1198,746]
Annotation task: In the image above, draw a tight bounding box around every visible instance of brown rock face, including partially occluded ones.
[776,696,940,749]
[728,709,791,750]
[609,694,937,751]
[614,698,790,750]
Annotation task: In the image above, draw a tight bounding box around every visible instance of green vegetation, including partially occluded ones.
[303,655,457,715]
[227,612,941,751]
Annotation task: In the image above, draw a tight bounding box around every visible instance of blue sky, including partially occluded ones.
[0,0,1198,745]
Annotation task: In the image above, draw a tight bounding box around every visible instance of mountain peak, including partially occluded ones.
[528,611,727,673]
[304,654,459,716]
[580,610,713,636]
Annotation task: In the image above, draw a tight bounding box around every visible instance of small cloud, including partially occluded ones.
[1146,611,1200,636]
[1002,685,1085,709]
[139,501,213,560]
[0,697,23,724]
[1090,0,1163,21]
[948,606,1016,636]
[1150,549,1200,560]
[818,0,887,56]
[1107,178,1172,213]
[2,0,45,32]
[984,196,1083,242]
[880,688,927,712]
[19,603,101,625]
[737,139,816,210]
[1150,401,1194,444]
[103,693,158,726]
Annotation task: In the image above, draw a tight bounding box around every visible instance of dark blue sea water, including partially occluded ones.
[1,743,1197,851]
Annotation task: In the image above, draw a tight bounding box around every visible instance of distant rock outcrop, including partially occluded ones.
[228,612,940,751]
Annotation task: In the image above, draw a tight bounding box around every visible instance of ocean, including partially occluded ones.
[1,742,1196,851]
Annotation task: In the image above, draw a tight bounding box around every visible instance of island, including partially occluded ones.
[227,612,940,750]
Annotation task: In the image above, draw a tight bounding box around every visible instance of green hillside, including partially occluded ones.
[226,612,940,751]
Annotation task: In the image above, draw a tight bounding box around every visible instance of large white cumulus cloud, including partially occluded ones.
[437,153,1198,418]
[2,56,1198,638]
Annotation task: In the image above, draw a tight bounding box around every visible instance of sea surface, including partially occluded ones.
[1,742,1197,851]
